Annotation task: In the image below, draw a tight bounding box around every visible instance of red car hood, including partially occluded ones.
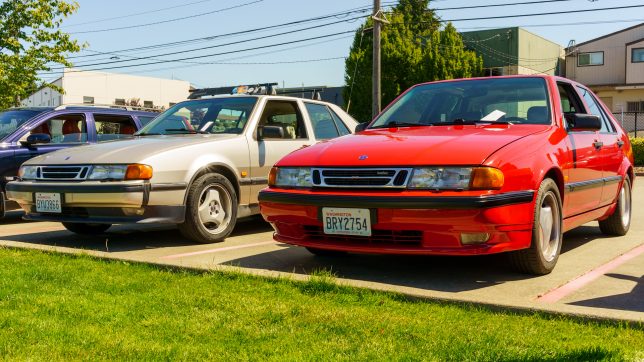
[279,124,550,166]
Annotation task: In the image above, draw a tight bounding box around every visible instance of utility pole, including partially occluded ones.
[372,0,381,119]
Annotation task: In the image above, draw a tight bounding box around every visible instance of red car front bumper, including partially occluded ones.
[258,189,537,256]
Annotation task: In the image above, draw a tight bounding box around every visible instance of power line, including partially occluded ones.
[65,6,374,60]
[62,0,221,28]
[69,0,264,34]
[61,15,366,69]
[441,4,644,22]
[433,0,576,11]
[458,18,644,30]
[37,30,356,75]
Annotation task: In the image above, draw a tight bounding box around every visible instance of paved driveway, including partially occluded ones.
[1,178,642,323]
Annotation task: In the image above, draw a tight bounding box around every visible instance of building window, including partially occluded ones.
[577,51,604,66]
[627,101,644,112]
[114,98,126,105]
[143,101,154,108]
[83,96,95,104]
[632,48,644,63]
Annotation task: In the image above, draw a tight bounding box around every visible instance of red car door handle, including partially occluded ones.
[593,141,603,150]
[617,140,624,148]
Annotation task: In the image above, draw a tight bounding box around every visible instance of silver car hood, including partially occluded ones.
[26,134,240,165]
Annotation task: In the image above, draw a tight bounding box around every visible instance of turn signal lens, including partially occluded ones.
[125,164,153,180]
[268,167,278,187]
[470,167,504,190]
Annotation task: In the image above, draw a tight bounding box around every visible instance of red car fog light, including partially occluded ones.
[460,233,490,245]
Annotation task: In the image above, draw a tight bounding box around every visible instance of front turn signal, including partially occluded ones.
[268,167,278,187]
[125,164,153,180]
[470,167,504,190]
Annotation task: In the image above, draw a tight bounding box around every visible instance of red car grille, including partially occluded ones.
[302,225,423,247]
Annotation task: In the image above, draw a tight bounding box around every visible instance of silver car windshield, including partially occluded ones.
[0,109,45,141]
[370,77,552,128]
[137,97,258,136]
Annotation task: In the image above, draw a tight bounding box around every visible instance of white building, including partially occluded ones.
[21,69,191,110]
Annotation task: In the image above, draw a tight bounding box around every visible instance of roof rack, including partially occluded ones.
[54,103,161,112]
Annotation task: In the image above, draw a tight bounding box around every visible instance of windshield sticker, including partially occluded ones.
[481,110,506,122]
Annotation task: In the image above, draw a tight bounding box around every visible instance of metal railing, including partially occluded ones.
[613,112,643,138]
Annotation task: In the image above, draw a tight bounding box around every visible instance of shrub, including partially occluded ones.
[631,138,644,167]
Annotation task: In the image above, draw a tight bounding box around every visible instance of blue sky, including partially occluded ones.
[52,0,644,88]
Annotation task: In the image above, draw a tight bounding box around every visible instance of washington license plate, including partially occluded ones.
[322,208,371,237]
[35,193,62,213]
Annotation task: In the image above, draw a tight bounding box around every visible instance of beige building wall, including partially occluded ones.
[566,24,644,85]
[589,88,644,112]
[626,39,644,84]
[517,28,563,76]
[21,69,190,109]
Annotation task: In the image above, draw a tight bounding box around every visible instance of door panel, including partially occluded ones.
[248,100,313,203]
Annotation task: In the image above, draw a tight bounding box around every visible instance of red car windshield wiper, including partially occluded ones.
[370,121,433,129]
[427,119,513,126]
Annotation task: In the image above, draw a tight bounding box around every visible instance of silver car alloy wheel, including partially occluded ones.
[539,191,561,263]
[620,181,631,229]
[197,183,232,234]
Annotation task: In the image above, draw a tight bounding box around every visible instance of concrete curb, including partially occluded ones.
[1,243,643,328]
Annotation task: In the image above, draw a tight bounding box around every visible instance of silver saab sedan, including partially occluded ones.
[7,95,358,243]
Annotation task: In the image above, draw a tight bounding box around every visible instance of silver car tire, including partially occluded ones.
[179,173,238,244]
[508,178,563,275]
[599,176,632,236]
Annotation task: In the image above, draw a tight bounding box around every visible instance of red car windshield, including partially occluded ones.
[370,77,551,128]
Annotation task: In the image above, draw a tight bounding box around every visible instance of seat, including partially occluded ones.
[61,120,83,143]
[120,124,136,135]
[527,106,548,124]
[30,123,50,136]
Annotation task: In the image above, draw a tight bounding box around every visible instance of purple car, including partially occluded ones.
[0,106,157,217]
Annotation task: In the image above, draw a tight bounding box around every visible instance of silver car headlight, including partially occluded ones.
[408,167,504,190]
[18,165,39,180]
[268,167,312,188]
[88,165,128,180]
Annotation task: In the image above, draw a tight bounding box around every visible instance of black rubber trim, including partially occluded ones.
[258,190,535,209]
[22,205,186,224]
[6,183,144,193]
[565,176,622,192]
[239,177,269,186]
[150,183,188,191]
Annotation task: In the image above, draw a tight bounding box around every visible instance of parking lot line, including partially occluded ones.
[160,241,277,260]
[537,243,644,303]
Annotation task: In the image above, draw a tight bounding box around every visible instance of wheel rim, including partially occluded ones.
[197,183,232,234]
[539,191,561,262]
[620,181,631,228]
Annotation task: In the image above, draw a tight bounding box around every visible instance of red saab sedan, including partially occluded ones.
[258,76,634,275]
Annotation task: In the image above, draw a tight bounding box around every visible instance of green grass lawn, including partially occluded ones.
[0,247,642,361]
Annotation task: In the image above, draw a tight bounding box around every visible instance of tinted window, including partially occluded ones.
[258,101,307,139]
[94,114,138,142]
[557,83,581,114]
[137,116,156,126]
[24,114,87,144]
[0,110,45,140]
[305,103,339,140]
[371,78,552,127]
[329,108,351,135]
[577,86,614,133]
[139,97,257,135]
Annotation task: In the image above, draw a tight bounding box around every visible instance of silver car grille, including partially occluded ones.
[312,168,413,188]
[35,166,90,180]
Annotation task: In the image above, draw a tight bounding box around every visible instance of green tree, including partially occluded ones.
[0,0,82,109]
[344,0,482,123]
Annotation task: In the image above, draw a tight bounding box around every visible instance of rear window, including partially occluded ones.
[371,77,552,127]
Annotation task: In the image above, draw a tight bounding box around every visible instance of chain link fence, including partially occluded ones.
[613,112,643,138]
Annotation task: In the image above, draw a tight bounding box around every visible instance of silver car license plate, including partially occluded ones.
[322,207,371,237]
[35,192,62,213]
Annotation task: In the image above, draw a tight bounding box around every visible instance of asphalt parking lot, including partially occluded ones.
[1,178,642,323]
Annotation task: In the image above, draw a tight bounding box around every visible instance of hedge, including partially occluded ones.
[632,138,644,167]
